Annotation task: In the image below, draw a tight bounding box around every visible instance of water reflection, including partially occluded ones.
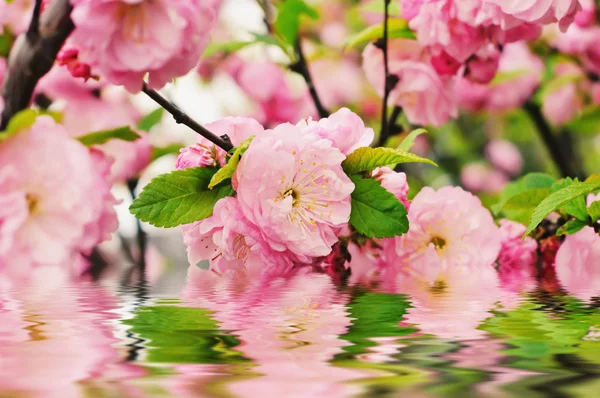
[0,261,599,397]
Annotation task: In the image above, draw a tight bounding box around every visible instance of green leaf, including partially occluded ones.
[349,176,408,238]
[0,109,38,141]
[274,0,318,45]
[492,173,556,215]
[359,0,401,14]
[556,219,588,236]
[129,167,234,228]
[397,128,427,151]
[524,180,600,236]
[342,19,414,50]
[499,188,551,225]
[208,136,254,189]
[489,69,530,86]
[77,126,140,146]
[565,106,600,136]
[550,178,589,221]
[588,201,600,223]
[137,108,164,132]
[342,147,436,175]
[151,143,184,162]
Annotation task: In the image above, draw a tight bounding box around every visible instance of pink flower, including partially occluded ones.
[0,117,117,273]
[233,124,355,262]
[182,197,295,276]
[176,117,264,170]
[592,84,600,105]
[498,219,538,268]
[69,0,217,92]
[457,43,544,112]
[310,58,365,109]
[372,167,411,210]
[574,0,596,27]
[383,186,501,280]
[460,163,508,193]
[362,39,457,126]
[555,226,600,301]
[541,63,585,126]
[487,0,581,31]
[298,107,374,156]
[55,87,152,182]
[465,44,501,84]
[227,59,313,126]
[485,139,523,176]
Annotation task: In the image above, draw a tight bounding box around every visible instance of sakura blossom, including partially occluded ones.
[362,39,458,126]
[69,0,218,92]
[0,117,117,274]
[382,186,502,280]
[234,123,355,262]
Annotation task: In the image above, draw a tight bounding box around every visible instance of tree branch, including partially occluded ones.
[1,0,74,130]
[378,0,396,147]
[524,101,582,179]
[290,39,330,119]
[141,84,233,151]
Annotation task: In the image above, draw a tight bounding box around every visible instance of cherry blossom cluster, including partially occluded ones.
[361,0,596,127]
[176,108,386,276]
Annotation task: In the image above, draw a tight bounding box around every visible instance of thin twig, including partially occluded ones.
[258,0,274,33]
[141,84,233,151]
[524,101,581,179]
[1,0,74,130]
[290,39,330,119]
[380,105,403,145]
[378,0,395,147]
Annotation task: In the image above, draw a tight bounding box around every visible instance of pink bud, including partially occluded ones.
[56,48,79,65]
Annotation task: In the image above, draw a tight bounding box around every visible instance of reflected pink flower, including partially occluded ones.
[0,117,117,274]
[0,266,145,398]
[485,139,523,176]
[383,186,501,279]
[391,264,504,340]
[234,124,354,262]
[70,0,217,92]
[362,39,457,127]
[555,226,600,301]
[176,117,264,170]
[298,107,374,156]
[181,269,372,398]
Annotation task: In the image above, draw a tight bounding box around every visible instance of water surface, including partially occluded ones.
[1,266,600,398]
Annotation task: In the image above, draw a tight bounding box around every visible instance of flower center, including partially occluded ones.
[26,193,40,214]
[233,235,250,261]
[430,236,446,251]
[429,279,448,293]
[116,1,150,42]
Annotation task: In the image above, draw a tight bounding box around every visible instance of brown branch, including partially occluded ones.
[141,84,234,151]
[1,0,74,130]
[290,39,330,119]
